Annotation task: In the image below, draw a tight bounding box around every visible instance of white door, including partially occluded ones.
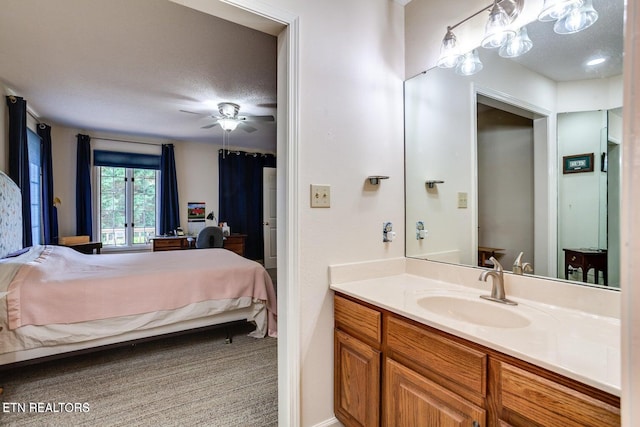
[263,167,277,269]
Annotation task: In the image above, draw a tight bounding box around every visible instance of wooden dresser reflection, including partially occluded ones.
[563,248,608,285]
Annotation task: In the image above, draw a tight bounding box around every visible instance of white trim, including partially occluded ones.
[310,417,342,427]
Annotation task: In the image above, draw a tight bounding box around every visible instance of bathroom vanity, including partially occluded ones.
[330,259,621,427]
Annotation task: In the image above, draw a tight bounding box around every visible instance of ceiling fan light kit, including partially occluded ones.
[435,0,597,76]
[185,101,275,134]
[218,117,240,132]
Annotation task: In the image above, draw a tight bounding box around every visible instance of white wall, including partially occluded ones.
[404,68,474,263]
[287,2,405,424]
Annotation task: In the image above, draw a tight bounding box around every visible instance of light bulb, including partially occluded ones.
[554,0,598,34]
[482,2,515,49]
[437,29,462,68]
[538,0,584,22]
[499,26,533,58]
[455,50,483,76]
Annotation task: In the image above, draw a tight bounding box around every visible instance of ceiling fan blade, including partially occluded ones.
[239,123,257,133]
[180,109,204,115]
[201,123,219,129]
[238,115,275,122]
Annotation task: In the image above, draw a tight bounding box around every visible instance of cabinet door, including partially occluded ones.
[335,329,381,427]
[385,358,485,427]
[499,362,620,427]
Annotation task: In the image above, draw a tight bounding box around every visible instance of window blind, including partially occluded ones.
[93,150,161,170]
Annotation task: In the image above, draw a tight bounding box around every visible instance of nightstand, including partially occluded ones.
[223,234,246,257]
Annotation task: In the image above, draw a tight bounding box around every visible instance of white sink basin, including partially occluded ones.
[416,295,531,328]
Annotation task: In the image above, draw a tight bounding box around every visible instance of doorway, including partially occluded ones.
[477,100,535,269]
[171,2,300,425]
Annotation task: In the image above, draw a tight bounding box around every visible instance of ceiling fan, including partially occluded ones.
[181,102,275,133]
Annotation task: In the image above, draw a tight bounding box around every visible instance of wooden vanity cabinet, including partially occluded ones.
[334,295,382,427]
[333,293,620,427]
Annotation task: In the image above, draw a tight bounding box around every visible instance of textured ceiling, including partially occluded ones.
[505,0,624,82]
[0,0,278,151]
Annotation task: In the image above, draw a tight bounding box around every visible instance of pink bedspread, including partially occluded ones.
[7,246,276,336]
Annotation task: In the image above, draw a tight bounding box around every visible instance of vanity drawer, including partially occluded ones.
[385,315,487,396]
[499,362,620,427]
[334,295,382,346]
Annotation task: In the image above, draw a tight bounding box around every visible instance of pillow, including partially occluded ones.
[1,247,30,259]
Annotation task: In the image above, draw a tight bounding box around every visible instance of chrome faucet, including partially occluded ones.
[512,251,534,275]
[479,257,517,305]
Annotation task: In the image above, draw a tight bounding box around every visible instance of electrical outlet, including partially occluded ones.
[310,184,331,208]
[416,221,427,240]
[383,222,396,242]
[457,192,468,209]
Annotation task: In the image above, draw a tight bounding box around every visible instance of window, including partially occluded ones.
[27,129,42,245]
[98,167,158,248]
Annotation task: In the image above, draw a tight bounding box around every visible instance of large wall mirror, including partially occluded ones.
[405,0,623,289]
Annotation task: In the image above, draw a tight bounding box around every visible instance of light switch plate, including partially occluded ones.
[457,192,468,209]
[310,184,331,208]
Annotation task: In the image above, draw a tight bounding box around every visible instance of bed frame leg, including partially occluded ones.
[225,327,232,344]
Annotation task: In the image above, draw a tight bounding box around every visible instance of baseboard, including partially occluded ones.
[311,416,342,427]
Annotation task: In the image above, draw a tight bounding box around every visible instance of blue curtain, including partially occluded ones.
[159,144,180,235]
[6,96,32,247]
[38,124,57,244]
[76,134,92,239]
[218,150,276,260]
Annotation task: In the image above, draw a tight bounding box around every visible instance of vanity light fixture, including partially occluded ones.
[434,0,598,77]
[553,0,598,34]
[455,50,484,76]
[436,0,524,70]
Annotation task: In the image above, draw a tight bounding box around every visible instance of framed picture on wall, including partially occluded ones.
[563,153,594,174]
[187,202,206,222]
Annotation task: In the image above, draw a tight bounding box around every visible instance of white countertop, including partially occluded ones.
[330,273,621,396]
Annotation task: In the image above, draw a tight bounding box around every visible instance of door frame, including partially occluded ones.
[170,1,301,425]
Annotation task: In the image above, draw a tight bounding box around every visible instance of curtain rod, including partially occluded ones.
[79,135,165,147]
[217,149,275,157]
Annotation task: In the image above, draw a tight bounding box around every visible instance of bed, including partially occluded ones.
[0,171,276,366]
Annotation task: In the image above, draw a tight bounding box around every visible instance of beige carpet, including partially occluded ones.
[0,323,277,426]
